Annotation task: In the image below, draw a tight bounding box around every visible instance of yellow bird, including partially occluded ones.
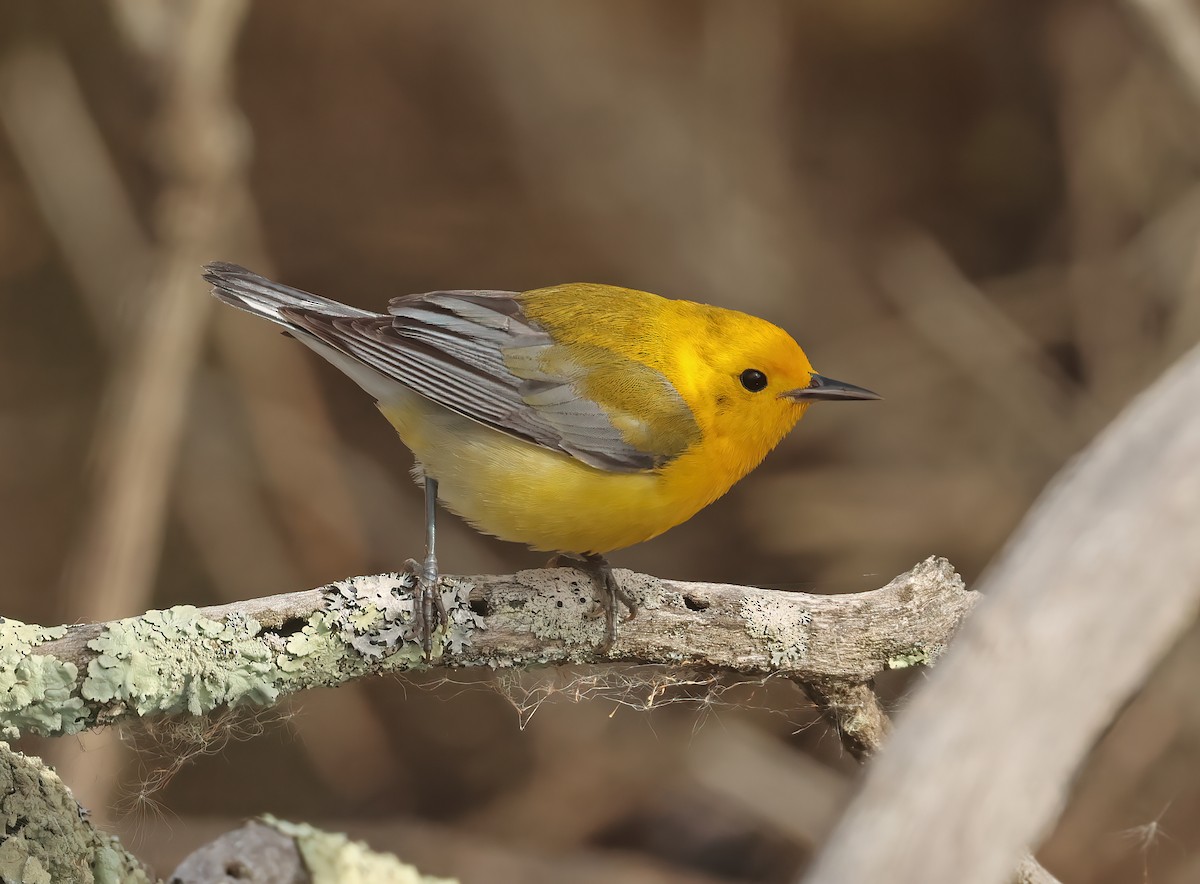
[205,264,878,654]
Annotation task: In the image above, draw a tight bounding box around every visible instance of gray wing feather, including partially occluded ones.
[206,264,681,472]
[204,261,375,322]
[380,293,663,470]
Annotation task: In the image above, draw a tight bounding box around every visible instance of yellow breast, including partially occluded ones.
[379,391,753,554]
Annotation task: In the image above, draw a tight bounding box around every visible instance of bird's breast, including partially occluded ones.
[378,393,748,554]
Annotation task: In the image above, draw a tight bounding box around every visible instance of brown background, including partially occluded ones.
[1,1,1198,881]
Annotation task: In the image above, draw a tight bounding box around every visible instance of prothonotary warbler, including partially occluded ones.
[204,263,879,655]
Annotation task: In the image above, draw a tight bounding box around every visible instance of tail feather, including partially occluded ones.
[204,261,414,402]
[203,262,378,325]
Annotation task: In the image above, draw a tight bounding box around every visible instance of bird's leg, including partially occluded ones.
[547,552,637,654]
[407,474,448,658]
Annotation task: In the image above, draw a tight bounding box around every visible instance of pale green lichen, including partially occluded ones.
[887,646,931,669]
[515,570,602,649]
[325,574,415,657]
[274,609,418,686]
[441,578,484,654]
[82,606,278,718]
[0,841,52,884]
[322,573,481,661]
[740,596,813,667]
[0,742,151,883]
[5,575,483,739]
[0,619,87,738]
[278,614,339,673]
[265,816,457,884]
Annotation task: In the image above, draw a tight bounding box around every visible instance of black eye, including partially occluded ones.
[740,369,768,392]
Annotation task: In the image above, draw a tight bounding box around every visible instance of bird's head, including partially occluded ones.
[685,307,879,471]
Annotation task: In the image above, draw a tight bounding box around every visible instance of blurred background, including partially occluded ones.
[2,0,1199,880]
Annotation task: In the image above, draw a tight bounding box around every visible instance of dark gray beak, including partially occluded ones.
[784,373,881,402]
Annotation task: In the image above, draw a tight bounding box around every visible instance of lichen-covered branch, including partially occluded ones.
[171,817,453,884]
[0,737,448,883]
[0,556,971,739]
[0,741,152,882]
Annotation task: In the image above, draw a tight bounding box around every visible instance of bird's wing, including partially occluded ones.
[285,288,699,472]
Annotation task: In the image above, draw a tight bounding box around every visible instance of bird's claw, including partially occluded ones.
[404,557,448,660]
[547,553,636,654]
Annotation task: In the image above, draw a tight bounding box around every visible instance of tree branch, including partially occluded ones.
[0,741,152,882]
[799,681,891,762]
[801,344,1200,884]
[0,557,970,739]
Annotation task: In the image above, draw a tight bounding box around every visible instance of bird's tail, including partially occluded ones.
[204,261,412,403]
[203,262,378,325]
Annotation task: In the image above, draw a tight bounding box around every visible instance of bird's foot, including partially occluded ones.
[547,552,637,654]
[403,557,448,660]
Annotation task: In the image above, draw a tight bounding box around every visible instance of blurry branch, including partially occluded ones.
[0,8,393,809]
[1121,0,1200,365]
[797,682,1060,884]
[0,557,971,738]
[688,718,850,850]
[1124,0,1200,113]
[59,0,250,623]
[454,2,830,306]
[34,0,250,823]
[211,310,377,578]
[877,231,1099,461]
[1054,7,1165,407]
[1127,183,1200,361]
[458,690,676,848]
[802,344,1200,884]
[0,47,152,318]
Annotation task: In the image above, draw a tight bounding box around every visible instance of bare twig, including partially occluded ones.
[801,344,1200,884]
[799,681,890,762]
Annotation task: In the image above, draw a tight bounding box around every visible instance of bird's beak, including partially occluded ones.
[783,373,881,402]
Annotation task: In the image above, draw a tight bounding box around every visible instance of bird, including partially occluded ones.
[204,263,879,656]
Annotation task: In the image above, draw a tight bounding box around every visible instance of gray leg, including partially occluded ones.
[409,474,448,658]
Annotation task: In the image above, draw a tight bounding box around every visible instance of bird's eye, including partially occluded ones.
[739,369,768,392]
